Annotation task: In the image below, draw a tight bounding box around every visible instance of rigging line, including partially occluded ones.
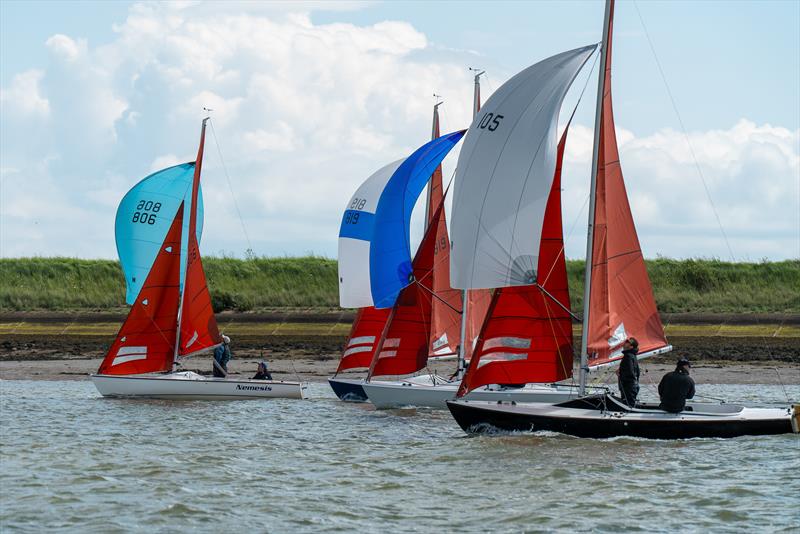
[535,283,580,322]
[633,0,736,262]
[208,120,254,256]
[415,279,462,315]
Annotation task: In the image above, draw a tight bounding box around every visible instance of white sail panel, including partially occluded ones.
[450,45,596,289]
[338,159,403,308]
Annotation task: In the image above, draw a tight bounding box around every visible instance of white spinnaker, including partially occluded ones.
[450,45,596,290]
[338,159,404,308]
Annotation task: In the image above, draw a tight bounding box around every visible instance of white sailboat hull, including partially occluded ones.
[91,371,307,400]
[362,377,604,409]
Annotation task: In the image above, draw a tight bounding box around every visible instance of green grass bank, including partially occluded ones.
[1,257,798,313]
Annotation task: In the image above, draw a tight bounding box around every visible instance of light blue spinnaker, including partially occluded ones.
[115,163,204,304]
[338,130,465,309]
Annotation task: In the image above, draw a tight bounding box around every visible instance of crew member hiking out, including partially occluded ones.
[213,335,232,377]
[658,357,696,413]
[616,337,640,407]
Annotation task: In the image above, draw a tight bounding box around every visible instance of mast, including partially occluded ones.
[423,97,444,230]
[173,117,209,366]
[456,69,485,379]
[579,0,613,394]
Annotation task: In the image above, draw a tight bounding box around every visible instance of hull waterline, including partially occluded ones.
[447,396,799,439]
[91,372,307,400]
[363,379,608,410]
[328,377,368,402]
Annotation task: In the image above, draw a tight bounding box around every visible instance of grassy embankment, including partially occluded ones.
[0,257,798,313]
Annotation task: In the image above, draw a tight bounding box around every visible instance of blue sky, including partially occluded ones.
[1,0,798,261]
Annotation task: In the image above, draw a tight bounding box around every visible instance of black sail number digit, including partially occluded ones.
[478,112,504,132]
[131,199,163,225]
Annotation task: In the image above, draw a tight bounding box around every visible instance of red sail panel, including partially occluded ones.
[98,205,185,375]
[458,126,574,396]
[368,202,444,378]
[587,0,668,366]
[427,106,462,357]
[179,120,221,356]
[337,306,391,372]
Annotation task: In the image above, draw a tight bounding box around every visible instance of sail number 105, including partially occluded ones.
[132,200,162,225]
[478,113,504,132]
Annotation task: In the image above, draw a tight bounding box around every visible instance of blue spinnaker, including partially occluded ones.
[370,130,465,308]
[115,163,204,304]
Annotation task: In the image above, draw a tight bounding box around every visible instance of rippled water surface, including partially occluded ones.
[1,381,798,532]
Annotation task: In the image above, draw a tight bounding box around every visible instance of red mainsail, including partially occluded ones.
[586,0,668,366]
[337,306,391,372]
[458,125,574,396]
[179,120,221,356]
[98,205,185,375]
[368,201,445,378]
[427,105,462,357]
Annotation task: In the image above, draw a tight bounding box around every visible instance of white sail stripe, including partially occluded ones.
[382,338,401,348]
[348,336,376,347]
[477,353,527,368]
[112,353,148,366]
[378,350,397,359]
[483,337,531,350]
[115,346,148,357]
[343,346,374,357]
[184,331,199,349]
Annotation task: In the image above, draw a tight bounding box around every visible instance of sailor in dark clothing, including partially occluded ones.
[252,361,273,381]
[212,335,232,377]
[658,358,696,412]
[616,337,640,407]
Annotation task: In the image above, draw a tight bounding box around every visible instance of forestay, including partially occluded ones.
[450,45,596,290]
[338,131,465,309]
[115,163,204,304]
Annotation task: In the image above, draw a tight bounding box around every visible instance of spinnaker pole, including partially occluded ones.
[579,0,613,395]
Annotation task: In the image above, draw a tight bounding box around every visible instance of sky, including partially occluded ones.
[1,0,798,261]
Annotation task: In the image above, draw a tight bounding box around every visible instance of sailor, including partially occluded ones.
[213,335,232,377]
[252,361,273,381]
[658,357,696,413]
[616,337,640,407]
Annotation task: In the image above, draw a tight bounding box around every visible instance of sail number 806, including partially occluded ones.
[132,200,162,225]
[478,113,504,132]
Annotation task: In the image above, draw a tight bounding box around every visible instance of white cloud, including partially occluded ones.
[0,70,50,117]
[559,120,800,260]
[0,2,797,262]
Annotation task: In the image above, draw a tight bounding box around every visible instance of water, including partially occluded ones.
[1,381,798,533]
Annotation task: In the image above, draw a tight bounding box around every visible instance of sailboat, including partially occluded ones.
[447,0,799,438]
[361,69,609,410]
[91,119,307,400]
[328,121,466,401]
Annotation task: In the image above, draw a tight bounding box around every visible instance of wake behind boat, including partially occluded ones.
[90,118,306,400]
[447,396,800,439]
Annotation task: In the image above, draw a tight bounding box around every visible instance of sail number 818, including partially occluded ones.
[132,200,162,225]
